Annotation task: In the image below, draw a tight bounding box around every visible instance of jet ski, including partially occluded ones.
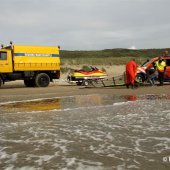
[67,66,108,86]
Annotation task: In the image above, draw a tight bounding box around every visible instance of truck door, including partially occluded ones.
[0,50,13,73]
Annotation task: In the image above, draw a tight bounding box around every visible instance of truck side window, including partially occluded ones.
[0,52,7,60]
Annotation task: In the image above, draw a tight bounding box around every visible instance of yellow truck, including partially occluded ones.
[0,42,60,87]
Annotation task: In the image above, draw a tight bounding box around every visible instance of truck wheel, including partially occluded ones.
[24,79,35,87]
[35,73,50,87]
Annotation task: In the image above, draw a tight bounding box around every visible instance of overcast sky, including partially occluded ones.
[1,0,170,50]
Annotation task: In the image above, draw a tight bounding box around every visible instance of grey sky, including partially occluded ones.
[1,0,170,50]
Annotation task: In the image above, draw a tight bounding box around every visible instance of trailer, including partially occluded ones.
[85,72,144,88]
[86,74,126,87]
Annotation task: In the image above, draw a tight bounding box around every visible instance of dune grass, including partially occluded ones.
[60,48,169,65]
[61,56,147,66]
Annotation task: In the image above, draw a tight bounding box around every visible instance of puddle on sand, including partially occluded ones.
[0,94,170,113]
[0,98,61,112]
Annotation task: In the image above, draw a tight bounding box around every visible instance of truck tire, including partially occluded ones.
[35,73,50,87]
[24,79,35,87]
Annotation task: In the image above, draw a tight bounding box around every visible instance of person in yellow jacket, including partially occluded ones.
[155,56,166,85]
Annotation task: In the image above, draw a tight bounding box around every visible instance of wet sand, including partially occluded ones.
[0,80,170,104]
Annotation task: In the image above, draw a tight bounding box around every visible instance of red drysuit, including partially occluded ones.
[126,60,137,86]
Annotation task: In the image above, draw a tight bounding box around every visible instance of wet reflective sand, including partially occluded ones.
[0,94,170,170]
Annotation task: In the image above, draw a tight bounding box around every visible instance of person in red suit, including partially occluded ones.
[125,59,137,89]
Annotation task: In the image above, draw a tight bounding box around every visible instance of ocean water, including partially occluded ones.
[0,94,170,170]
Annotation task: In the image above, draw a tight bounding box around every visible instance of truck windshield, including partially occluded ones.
[0,52,7,60]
